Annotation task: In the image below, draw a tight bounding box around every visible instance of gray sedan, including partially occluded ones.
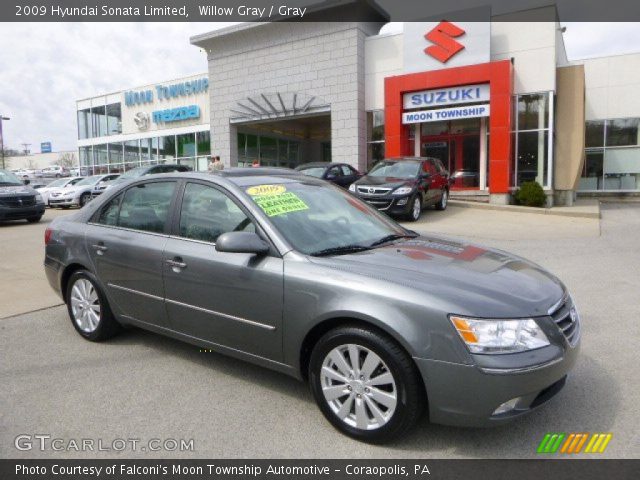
[44,170,579,442]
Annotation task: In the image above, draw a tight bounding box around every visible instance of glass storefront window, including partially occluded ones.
[159,135,176,162]
[106,103,122,136]
[606,118,640,146]
[197,131,211,157]
[516,130,549,186]
[141,138,155,161]
[288,141,299,166]
[512,92,552,188]
[246,134,258,163]
[108,143,123,166]
[367,110,385,170]
[124,140,139,165]
[93,144,108,174]
[91,105,108,137]
[603,147,640,190]
[177,133,196,159]
[79,146,92,175]
[517,94,549,130]
[259,136,277,166]
[585,120,605,148]
[77,108,91,140]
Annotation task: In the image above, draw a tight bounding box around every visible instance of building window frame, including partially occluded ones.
[512,91,554,190]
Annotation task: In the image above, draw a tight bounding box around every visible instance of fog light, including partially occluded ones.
[493,397,521,415]
[397,197,408,206]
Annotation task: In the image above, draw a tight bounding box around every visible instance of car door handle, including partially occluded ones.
[166,258,187,270]
[92,243,108,255]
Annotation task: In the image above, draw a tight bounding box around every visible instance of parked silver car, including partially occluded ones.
[48,174,118,208]
[44,170,579,442]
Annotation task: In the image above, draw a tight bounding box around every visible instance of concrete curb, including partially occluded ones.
[448,200,600,219]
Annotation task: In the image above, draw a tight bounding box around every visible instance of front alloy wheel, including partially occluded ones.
[320,344,397,430]
[309,326,425,443]
[407,196,422,222]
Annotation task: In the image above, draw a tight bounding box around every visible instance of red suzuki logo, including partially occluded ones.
[424,21,466,63]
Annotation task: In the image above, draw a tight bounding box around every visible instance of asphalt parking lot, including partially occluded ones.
[1,204,638,458]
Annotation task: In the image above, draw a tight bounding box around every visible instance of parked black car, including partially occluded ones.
[349,157,451,222]
[0,169,46,223]
[295,162,362,188]
[95,164,192,195]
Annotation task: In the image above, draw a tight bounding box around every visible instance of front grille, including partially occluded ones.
[0,196,36,208]
[364,199,393,210]
[549,296,580,347]
[357,186,392,196]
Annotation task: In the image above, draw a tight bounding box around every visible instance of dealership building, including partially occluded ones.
[76,5,640,205]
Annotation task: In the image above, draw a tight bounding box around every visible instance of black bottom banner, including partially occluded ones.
[2,459,638,480]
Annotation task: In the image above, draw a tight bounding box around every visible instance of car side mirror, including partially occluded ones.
[326,173,337,180]
[420,172,431,179]
[215,232,270,255]
[23,179,30,185]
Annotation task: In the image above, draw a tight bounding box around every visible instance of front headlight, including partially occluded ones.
[348,184,356,192]
[450,315,550,354]
[392,186,413,196]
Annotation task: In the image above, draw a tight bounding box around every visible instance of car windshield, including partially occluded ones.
[76,176,102,186]
[368,160,420,179]
[244,181,412,256]
[297,167,326,178]
[0,169,23,186]
[118,168,146,179]
[47,178,68,188]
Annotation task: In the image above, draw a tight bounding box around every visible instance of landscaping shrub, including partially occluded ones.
[514,181,546,207]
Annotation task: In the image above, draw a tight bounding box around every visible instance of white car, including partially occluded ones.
[35,177,84,206]
[41,165,69,178]
[48,174,114,208]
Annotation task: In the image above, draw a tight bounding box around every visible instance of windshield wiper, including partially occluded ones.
[310,245,372,257]
[0,182,21,186]
[369,233,418,248]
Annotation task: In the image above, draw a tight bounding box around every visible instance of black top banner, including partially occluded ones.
[2,0,640,22]
[2,459,640,480]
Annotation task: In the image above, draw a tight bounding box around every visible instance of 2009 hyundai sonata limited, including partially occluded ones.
[44,169,579,442]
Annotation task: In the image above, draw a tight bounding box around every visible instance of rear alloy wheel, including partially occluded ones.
[309,326,425,443]
[407,195,422,222]
[435,189,448,211]
[79,192,91,207]
[66,271,120,341]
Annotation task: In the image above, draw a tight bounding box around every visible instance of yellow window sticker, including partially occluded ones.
[246,184,287,196]
[247,185,309,217]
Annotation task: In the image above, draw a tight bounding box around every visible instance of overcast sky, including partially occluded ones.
[1,22,639,155]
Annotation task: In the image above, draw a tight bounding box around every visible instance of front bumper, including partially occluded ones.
[49,197,78,207]
[0,204,45,221]
[414,338,580,427]
[355,193,414,217]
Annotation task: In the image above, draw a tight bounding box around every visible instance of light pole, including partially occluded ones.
[0,115,10,170]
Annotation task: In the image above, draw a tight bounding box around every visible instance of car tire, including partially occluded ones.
[309,325,425,443]
[66,270,121,342]
[79,192,91,207]
[406,195,422,222]
[55,174,61,178]
[27,216,42,223]
[435,189,448,211]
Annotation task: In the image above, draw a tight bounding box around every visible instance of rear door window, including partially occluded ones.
[117,182,177,234]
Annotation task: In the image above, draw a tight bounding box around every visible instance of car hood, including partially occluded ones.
[0,185,35,197]
[308,235,565,318]
[354,175,413,189]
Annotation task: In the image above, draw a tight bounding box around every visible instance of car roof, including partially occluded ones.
[296,162,344,169]
[132,169,320,188]
[382,157,439,163]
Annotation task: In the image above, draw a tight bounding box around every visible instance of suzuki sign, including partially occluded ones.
[403,84,490,110]
[403,21,490,73]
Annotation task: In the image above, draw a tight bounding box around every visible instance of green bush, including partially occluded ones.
[514,181,546,207]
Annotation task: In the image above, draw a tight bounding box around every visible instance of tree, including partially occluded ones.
[55,152,77,168]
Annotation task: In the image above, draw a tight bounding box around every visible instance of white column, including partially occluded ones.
[414,124,421,156]
[479,117,487,190]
